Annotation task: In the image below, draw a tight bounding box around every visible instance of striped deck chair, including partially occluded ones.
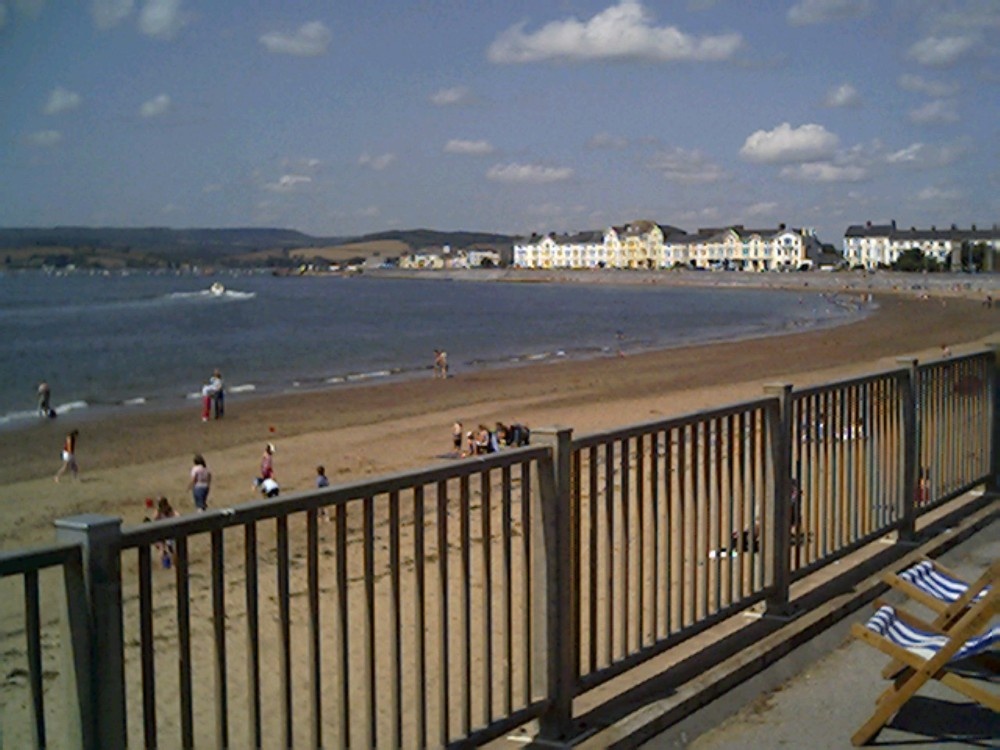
[850,589,999,746]
[884,558,996,632]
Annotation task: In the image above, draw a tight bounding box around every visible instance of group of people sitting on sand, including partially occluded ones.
[453,420,531,457]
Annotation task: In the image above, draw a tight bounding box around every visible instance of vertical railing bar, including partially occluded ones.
[619,437,630,657]
[521,462,532,703]
[388,491,402,749]
[210,528,229,750]
[587,445,598,674]
[175,536,193,750]
[276,515,293,750]
[460,475,472,736]
[700,422,711,620]
[662,429,673,637]
[244,523,262,749]
[500,467,513,717]
[480,471,494,727]
[138,545,157,750]
[335,502,350,750]
[24,569,45,750]
[363,496,377,749]
[677,425,687,627]
[306,509,323,750]
[437,479,451,745]
[603,443,614,664]
[650,430,660,641]
[413,485,427,749]
[636,433,646,648]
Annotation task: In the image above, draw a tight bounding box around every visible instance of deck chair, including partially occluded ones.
[850,588,999,746]
[884,558,996,631]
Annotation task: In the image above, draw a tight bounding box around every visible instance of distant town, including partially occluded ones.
[1,221,997,273]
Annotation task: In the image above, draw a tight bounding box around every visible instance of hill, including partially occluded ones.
[0,227,518,269]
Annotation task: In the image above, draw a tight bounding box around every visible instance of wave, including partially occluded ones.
[0,399,90,427]
[164,289,256,302]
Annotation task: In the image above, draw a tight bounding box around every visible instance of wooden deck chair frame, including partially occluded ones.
[850,586,999,746]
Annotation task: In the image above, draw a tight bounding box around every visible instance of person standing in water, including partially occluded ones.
[210,369,225,419]
[37,381,52,418]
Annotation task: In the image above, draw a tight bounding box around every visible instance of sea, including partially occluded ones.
[0,270,873,430]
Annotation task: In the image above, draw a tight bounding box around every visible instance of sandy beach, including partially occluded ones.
[1,284,997,550]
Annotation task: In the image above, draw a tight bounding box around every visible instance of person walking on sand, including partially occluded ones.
[188,454,211,511]
[259,443,275,482]
[54,429,79,482]
[433,349,448,379]
[37,380,52,418]
[210,369,225,419]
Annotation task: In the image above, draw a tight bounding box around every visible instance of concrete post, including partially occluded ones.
[532,426,576,741]
[54,514,126,750]
[763,384,792,617]
[896,359,919,542]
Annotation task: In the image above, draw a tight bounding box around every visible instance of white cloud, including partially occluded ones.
[139,93,171,117]
[779,162,867,182]
[91,0,133,29]
[430,86,470,106]
[824,82,860,108]
[487,0,742,64]
[897,74,958,97]
[259,21,331,56]
[787,0,872,26]
[587,132,630,149]
[739,122,839,164]
[44,86,82,115]
[908,99,958,124]
[264,174,312,192]
[486,163,573,184]
[917,186,961,202]
[444,139,495,155]
[745,201,779,217]
[358,152,396,170]
[138,0,186,40]
[25,130,62,147]
[650,147,725,183]
[907,35,977,66]
[885,139,969,168]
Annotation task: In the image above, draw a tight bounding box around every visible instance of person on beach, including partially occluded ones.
[452,420,464,456]
[200,383,214,422]
[259,443,275,482]
[188,454,211,511]
[316,465,329,489]
[433,349,448,379]
[254,476,280,498]
[152,497,179,568]
[210,369,224,419]
[37,381,53,418]
[54,429,79,482]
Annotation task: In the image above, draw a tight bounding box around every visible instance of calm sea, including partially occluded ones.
[0,271,871,429]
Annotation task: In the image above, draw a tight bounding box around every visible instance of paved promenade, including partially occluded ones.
[673,519,999,750]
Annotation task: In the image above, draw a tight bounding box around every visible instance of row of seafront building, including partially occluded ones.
[506,219,1000,272]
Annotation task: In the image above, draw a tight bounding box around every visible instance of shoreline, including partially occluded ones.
[0,289,997,549]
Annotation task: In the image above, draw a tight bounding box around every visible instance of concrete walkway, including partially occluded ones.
[673,520,999,750]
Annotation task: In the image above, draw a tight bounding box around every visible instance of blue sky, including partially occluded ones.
[1,0,997,244]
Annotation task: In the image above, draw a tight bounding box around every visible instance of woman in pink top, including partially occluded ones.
[260,443,275,480]
[188,454,211,511]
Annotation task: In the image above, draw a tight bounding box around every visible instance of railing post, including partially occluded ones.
[763,384,792,617]
[54,514,126,750]
[532,426,576,742]
[989,343,1000,494]
[896,358,919,542]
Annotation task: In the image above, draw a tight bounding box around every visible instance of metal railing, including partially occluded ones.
[0,348,995,749]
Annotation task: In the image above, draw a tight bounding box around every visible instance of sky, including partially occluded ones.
[1,0,998,245]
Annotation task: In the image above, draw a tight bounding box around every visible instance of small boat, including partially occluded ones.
[210,282,225,296]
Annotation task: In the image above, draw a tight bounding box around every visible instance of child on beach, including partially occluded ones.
[152,497,179,568]
[54,429,79,482]
[316,465,330,519]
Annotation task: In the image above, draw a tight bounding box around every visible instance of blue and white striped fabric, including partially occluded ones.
[864,605,1000,662]
[898,561,987,603]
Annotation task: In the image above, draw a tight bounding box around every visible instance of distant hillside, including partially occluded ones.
[0,226,519,269]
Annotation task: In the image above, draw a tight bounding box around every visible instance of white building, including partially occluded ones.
[843,221,1000,270]
[514,222,820,272]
